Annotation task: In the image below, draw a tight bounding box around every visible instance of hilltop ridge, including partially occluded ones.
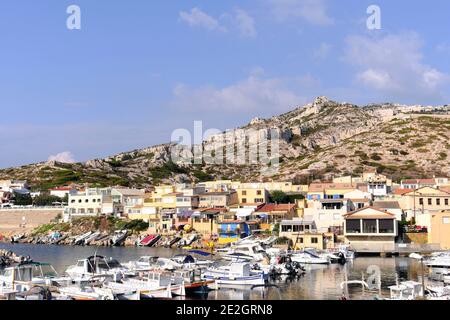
[1,97,449,190]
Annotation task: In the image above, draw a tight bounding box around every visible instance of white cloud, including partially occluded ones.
[47,151,76,163]
[234,9,257,38]
[313,42,332,59]
[268,0,334,26]
[180,7,257,38]
[179,8,226,32]
[344,32,449,102]
[170,73,308,114]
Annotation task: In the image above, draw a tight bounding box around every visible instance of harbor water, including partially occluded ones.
[0,243,424,300]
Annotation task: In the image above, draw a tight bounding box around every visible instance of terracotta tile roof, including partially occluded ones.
[393,188,414,195]
[256,203,296,212]
[402,179,436,185]
[343,206,396,219]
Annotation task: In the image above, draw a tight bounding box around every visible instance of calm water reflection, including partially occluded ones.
[0,243,422,300]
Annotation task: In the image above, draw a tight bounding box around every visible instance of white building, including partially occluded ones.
[49,187,77,198]
[304,199,355,233]
[63,188,119,222]
[0,180,30,194]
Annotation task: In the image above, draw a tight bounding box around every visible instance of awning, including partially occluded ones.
[237,211,252,218]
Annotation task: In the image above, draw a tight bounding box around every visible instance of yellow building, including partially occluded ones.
[279,219,334,250]
[235,187,268,205]
[417,210,450,250]
[401,187,450,216]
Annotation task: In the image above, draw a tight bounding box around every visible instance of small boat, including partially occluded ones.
[140,235,161,247]
[110,230,128,247]
[202,262,266,286]
[65,255,128,281]
[58,285,116,300]
[217,243,268,262]
[424,252,450,282]
[290,250,331,265]
[168,237,181,248]
[178,234,197,247]
[74,232,93,246]
[105,271,186,299]
[11,234,25,243]
[84,232,101,246]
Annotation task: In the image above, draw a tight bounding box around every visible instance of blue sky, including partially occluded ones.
[0,0,449,168]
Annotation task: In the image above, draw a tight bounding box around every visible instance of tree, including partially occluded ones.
[33,195,64,207]
[270,190,289,204]
[13,192,33,206]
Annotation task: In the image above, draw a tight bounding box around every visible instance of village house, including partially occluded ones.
[198,191,238,208]
[235,185,269,205]
[400,187,450,218]
[304,198,355,234]
[49,186,78,198]
[112,188,146,219]
[279,218,334,250]
[0,180,30,194]
[366,175,391,197]
[416,210,450,250]
[229,203,264,221]
[400,178,437,189]
[343,207,398,252]
[254,203,296,226]
[373,200,403,221]
[189,209,222,236]
[63,188,120,222]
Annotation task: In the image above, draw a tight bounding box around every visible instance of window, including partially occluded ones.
[379,219,395,233]
[362,219,377,233]
[311,237,318,244]
[298,237,304,244]
[242,198,247,204]
[428,198,432,205]
[419,198,423,205]
[437,198,441,206]
[443,217,450,224]
[445,199,449,206]
[257,190,262,196]
[242,191,247,196]
[346,220,361,234]
[255,198,264,203]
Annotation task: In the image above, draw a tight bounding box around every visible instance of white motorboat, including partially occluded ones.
[84,232,101,245]
[110,230,129,246]
[0,262,72,291]
[105,271,185,299]
[217,243,268,262]
[58,285,116,300]
[202,262,266,286]
[262,255,305,276]
[65,255,128,281]
[290,250,331,265]
[74,232,93,246]
[424,252,450,281]
[126,256,160,271]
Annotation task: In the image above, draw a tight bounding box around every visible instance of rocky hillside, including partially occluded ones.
[1,97,449,190]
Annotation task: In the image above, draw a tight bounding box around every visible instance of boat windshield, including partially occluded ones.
[34,264,58,278]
